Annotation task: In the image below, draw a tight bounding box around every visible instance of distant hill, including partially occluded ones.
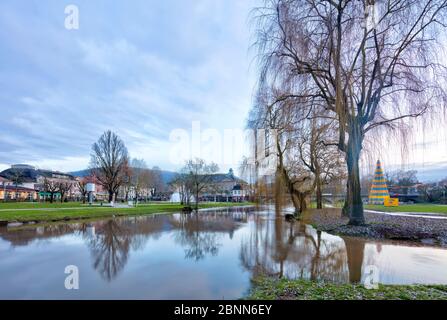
[69,169,92,178]
[69,168,177,185]
[383,161,447,183]
[159,170,177,185]
[0,167,74,182]
[415,163,447,182]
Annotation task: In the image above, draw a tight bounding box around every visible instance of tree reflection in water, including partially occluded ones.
[170,210,246,261]
[0,206,369,285]
[343,237,366,283]
[86,219,132,282]
[83,215,167,281]
[85,209,365,282]
[240,205,349,283]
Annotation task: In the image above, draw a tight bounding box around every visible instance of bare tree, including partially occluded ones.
[43,178,59,203]
[248,86,345,214]
[180,159,219,210]
[77,178,88,204]
[130,158,148,206]
[254,0,447,224]
[170,173,194,205]
[58,181,73,203]
[9,169,24,199]
[296,116,346,209]
[149,166,164,195]
[139,170,152,202]
[239,156,257,202]
[90,131,129,202]
[120,164,133,202]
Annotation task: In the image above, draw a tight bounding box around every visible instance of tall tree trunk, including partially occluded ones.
[315,174,323,209]
[298,192,307,213]
[342,180,350,217]
[346,127,365,226]
[195,189,199,210]
[274,170,285,211]
[108,191,113,202]
[290,192,300,214]
[280,167,301,216]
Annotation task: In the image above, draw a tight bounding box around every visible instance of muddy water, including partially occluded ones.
[1,207,447,299]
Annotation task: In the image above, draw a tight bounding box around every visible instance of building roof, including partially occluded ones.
[3,185,37,192]
[210,169,246,184]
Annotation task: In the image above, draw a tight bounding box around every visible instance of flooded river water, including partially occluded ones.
[1,206,447,299]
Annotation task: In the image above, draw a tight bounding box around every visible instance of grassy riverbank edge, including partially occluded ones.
[0,202,254,224]
[246,277,447,300]
[365,204,447,215]
[301,209,447,246]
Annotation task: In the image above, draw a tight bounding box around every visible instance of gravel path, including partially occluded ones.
[303,208,447,246]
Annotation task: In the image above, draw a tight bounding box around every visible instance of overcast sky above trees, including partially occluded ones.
[0,0,446,175]
[0,0,256,172]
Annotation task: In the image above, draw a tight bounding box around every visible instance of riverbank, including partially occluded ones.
[0,202,253,225]
[302,208,447,246]
[247,277,447,300]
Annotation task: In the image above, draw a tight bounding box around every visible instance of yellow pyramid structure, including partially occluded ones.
[368,160,390,205]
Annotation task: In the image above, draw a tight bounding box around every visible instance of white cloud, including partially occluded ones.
[0,0,257,173]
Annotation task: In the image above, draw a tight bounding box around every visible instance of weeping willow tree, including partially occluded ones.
[253,0,447,225]
[247,86,345,215]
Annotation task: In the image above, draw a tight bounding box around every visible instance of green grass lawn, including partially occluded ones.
[247,277,447,300]
[308,201,447,214]
[0,201,86,209]
[365,204,447,214]
[0,202,253,223]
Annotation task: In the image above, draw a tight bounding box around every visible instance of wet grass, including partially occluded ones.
[247,277,447,300]
[0,202,253,223]
[365,204,447,214]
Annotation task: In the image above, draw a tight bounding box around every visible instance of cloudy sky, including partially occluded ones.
[0,0,446,179]
[0,0,257,173]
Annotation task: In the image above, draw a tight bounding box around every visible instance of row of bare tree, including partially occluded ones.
[250,0,447,224]
[119,159,164,203]
[41,178,74,203]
